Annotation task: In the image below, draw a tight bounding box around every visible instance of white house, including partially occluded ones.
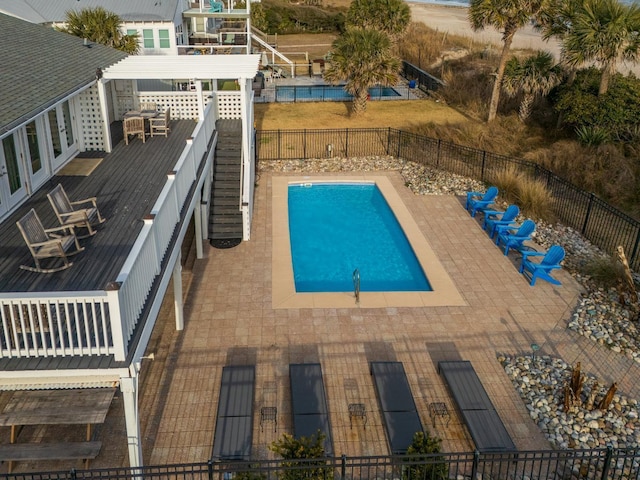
[0,12,258,468]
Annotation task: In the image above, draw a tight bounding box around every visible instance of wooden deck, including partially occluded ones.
[0,120,195,294]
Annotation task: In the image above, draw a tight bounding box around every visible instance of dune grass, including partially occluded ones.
[254,100,469,130]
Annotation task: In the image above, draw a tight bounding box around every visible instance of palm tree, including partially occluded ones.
[502,52,563,121]
[469,0,545,122]
[58,7,139,54]
[324,28,400,116]
[346,0,411,40]
[563,0,640,95]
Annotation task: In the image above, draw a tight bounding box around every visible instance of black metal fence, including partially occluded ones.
[5,447,640,480]
[256,128,640,270]
[401,61,445,92]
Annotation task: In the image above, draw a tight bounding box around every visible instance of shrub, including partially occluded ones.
[581,255,626,288]
[492,167,554,221]
[575,126,610,147]
[402,431,447,480]
[492,166,524,204]
[270,432,332,480]
[516,177,554,221]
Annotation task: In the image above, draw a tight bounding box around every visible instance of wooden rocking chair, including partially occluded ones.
[16,209,83,273]
[47,184,105,238]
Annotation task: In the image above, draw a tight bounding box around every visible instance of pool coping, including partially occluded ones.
[272,174,467,309]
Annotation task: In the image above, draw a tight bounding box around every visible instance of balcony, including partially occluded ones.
[0,105,217,365]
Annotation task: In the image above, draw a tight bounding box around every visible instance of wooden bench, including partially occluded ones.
[439,360,516,453]
[0,441,101,471]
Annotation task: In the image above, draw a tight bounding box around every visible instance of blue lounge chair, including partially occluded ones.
[466,186,498,217]
[495,219,536,255]
[209,1,223,12]
[483,205,519,239]
[519,245,565,286]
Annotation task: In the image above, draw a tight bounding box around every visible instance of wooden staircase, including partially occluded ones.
[209,119,243,247]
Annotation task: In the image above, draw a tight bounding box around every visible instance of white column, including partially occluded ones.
[195,80,205,122]
[173,251,184,330]
[194,200,204,259]
[121,375,143,468]
[96,79,113,153]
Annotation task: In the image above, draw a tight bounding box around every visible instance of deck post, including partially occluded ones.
[195,80,205,122]
[121,374,143,468]
[96,78,112,153]
[173,251,184,331]
[194,194,204,259]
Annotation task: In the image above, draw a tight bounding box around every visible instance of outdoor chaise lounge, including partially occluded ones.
[370,361,423,454]
[466,186,498,217]
[47,184,105,238]
[211,365,255,460]
[495,219,536,255]
[438,361,516,453]
[519,245,565,286]
[16,208,84,273]
[289,363,333,455]
[483,204,519,239]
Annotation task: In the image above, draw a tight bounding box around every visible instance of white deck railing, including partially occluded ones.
[0,102,218,361]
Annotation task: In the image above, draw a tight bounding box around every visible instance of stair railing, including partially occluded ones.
[353,268,360,304]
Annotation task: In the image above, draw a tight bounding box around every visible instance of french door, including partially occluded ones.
[48,100,77,171]
[0,134,27,217]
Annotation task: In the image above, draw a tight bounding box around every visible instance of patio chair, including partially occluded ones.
[483,204,520,238]
[149,107,171,138]
[209,0,223,12]
[466,186,498,217]
[519,245,565,286]
[47,184,105,238]
[495,219,536,255]
[139,102,157,112]
[123,116,145,145]
[16,209,83,273]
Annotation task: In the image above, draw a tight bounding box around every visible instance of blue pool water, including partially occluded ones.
[288,183,432,292]
[276,85,401,102]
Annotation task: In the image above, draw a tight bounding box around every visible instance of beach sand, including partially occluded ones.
[408,2,562,55]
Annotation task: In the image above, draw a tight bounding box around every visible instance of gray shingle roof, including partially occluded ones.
[0,13,128,136]
[0,0,182,23]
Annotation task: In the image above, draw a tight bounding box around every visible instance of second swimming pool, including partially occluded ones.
[288,183,432,292]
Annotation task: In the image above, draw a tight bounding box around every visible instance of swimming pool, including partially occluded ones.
[276,85,401,102]
[271,175,465,309]
[288,183,431,292]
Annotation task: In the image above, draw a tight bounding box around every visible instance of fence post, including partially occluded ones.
[277,129,281,160]
[471,451,479,480]
[208,459,214,480]
[630,227,640,271]
[582,193,596,235]
[341,454,347,480]
[481,151,487,182]
[345,129,349,158]
[303,129,307,160]
[601,445,613,480]
[396,130,402,159]
[436,139,441,168]
[387,127,391,156]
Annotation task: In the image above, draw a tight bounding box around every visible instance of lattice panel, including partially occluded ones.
[77,85,105,151]
[138,93,200,120]
[216,93,242,119]
[114,80,135,119]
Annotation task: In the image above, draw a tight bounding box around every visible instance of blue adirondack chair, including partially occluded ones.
[209,1,223,12]
[495,219,536,255]
[519,245,565,286]
[466,186,498,217]
[483,204,520,238]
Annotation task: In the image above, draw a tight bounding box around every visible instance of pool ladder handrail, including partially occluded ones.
[353,268,360,304]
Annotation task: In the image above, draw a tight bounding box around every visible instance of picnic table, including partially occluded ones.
[0,388,115,471]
